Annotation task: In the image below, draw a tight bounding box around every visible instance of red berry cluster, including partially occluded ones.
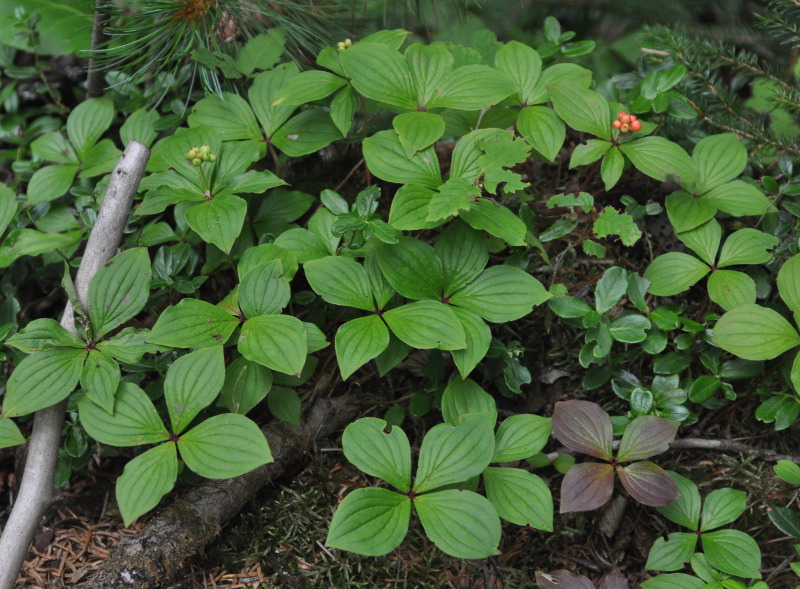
[612,112,642,134]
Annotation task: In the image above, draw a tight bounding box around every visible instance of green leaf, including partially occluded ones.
[426,177,480,222]
[219,358,272,415]
[644,253,710,296]
[778,254,800,317]
[450,307,491,379]
[80,349,120,414]
[775,460,800,484]
[164,346,225,434]
[483,467,552,530]
[609,314,651,343]
[274,228,330,263]
[646,532,698,571]
[330,85,358,136]
[595,266,628,313]
[594,206,641,246]
[701,180,771,217]
[27,164,79,204]
[547,82,611,139]
[620,137,698,186]
[186,194,247,254]
[477,130,531,194]
[529,63,593,104]
[460,199,527,246]
[569,139,612,168]
[335,315,390,380]
[516,106,565,162]
[147,299,239,348]
[494,41,542,105]
[677,218,722,265]
[617,416,678,462]
[326,488,410,556]
[641,574,705,589]
[239,315,308,375]
[271,109,342,156]
[266,386,301,425]
[270,70,347,107]
[67,97,114,160]
[342,417,411,492]
[702,529,762,579]
[450,128,503,182]
[116,442,177,526]
[238,260,290,318]
[3,347,86,418]
[414,414,495,493]
[383,300,466,350]
[768,506,800,539]
[707,270,756,311]
[717,229,778,268]
[247,65,299,137]
[363,130,442,189]
[393,112,445,158]
[404,43,453,108]
[713,304,800,360]
[427,65,515,110]
[414,489,501,558]
[377,238,443,300]
[0,183,17,236]
[304,256,374,311]
[440,377,497,427]
[600,146,624,191]
[656,471,701,529]
[493,414,552,462]
[693,133,747,192]
[31,131,78,164]
[88,248,151,339]
[700,488,746,531]
[341,43,416,110]
[179,413,273,478]
[435,221,488,296]
[666,191,718,234]
[0,229,77,269]
[235,30,285,75]
[77,382,169,446]
[449,265,550,323]
[188,92,262,141]
[0,418,26,448]
[388,185,438,230]
[5,318,84,353]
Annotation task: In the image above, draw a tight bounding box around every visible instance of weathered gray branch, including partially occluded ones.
[0,140,150,589]
[74,395,360,589]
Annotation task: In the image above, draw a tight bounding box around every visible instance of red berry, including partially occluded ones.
[630,120,642,132]
[619,113,631,124]
[630,115,638,121]
[612,120,622,129]
[620,123,631,133]
[617,111,626,120]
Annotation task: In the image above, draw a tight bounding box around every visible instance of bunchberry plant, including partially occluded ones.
[646,472,762,579]
[551,400,680,511]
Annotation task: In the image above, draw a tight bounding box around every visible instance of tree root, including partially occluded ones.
[74,395,359,589]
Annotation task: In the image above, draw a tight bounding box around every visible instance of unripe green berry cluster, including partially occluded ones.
[186,144,217,166]
[336,38,353,51]
[612,112,642,134]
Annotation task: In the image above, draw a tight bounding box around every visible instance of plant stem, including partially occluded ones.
[0,140,150,589]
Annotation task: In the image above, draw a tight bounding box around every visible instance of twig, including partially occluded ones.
[86,0,107,98]
[0,140,150,589]
[545,438,800,465]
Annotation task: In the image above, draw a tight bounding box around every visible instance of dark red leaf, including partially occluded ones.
[560,462,615,513]
[616,416,679,462]
[618,461,680,506]
[552,400,613,460]
[535,569,594,589]
[598,568,629,589]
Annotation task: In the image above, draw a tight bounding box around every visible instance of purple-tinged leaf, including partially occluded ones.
[616,416,679,462]
[535,570,594,589]
[552,400,613,460]
[618,461,680,506]
[599,568,630,589]
[559,462,615,513]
